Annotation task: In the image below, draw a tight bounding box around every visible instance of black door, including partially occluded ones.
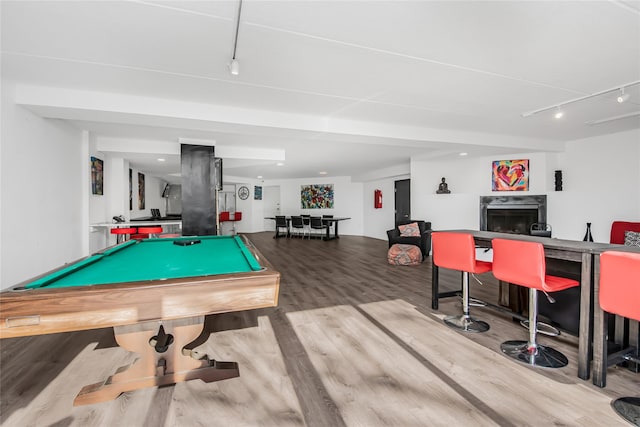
[394,179,410,225]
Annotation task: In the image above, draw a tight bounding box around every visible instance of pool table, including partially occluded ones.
[0,235,280,405]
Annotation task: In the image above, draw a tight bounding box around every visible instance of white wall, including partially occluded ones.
[362,177,407,240]
[88,152,167,251]
[273,176,364,236]
[1,80,84,289]
[411,130,640,242]
[549,131,639,242]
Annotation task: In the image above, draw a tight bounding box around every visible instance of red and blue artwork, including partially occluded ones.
[301,184,334,209]
[492,159,529,191]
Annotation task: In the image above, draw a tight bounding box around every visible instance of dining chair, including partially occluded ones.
[310,216,328,239]
[290,216,307,239]
[275,216,289,238]
[301,215,311,236]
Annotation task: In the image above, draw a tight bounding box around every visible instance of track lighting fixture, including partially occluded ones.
[554,107,564,119]
[229,59,239,76]
[229,0,243,76]
[521,80,640,119]
[617,88,630,103]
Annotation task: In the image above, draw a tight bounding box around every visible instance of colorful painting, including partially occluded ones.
[301,184,334,209]
[129,168,133,210]
[90,156,103,195]
[254,185,262,200]
[492,159,529,191]
[138,172,145,209]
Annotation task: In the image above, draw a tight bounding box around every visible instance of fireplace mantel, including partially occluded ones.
[480,195,547,234]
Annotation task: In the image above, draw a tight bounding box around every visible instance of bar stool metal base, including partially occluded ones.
[500,340,568,368]
[612,397,640,426]
[519,320,561,337]
[444,315,490,333]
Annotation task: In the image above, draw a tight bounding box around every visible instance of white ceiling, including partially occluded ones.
[2,0,639,183]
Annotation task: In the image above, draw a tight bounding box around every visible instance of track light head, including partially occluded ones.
[229,59,239,76]
[617,88,630,103]
[554,107,564,119]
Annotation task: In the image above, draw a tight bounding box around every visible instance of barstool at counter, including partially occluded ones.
[599,251,640,425]
[110,227,137,244]
[132,226,163,239]
[492,238,579,368]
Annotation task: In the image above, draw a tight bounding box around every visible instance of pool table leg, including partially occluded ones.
[74,316,239,406]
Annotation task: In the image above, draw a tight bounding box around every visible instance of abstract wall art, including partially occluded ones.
[90,156,103,195]
[492,159,529,191]
[138,172,145,209]
[301,184,334,209]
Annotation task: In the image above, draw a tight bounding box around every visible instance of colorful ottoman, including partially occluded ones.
[388,243,422,266]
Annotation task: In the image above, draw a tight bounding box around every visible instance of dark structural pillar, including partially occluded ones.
[181,144,222,236]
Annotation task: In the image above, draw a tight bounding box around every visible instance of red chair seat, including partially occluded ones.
[110,227,137,235]
[544,274,580,293]
[432,232,492,333]
[433,232,493,274]
[137,226,163,234]
[492,238,579,292]
[600,251,640,321]
[492,238,579,368]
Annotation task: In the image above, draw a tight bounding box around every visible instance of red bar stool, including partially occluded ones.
[492,238,579,368]
[110,227,137,244]
[599,251,640,425]
[134,226,163,239]
[432,232,492,333]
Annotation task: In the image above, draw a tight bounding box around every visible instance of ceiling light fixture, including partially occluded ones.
[228,0,243,76]
[459,152,468,156]
[276,162,284,166]
[319,171,328,175]
[157,158,166,162]
[617,88,631,103]
[521,80,640,118]
[554,106,564,119]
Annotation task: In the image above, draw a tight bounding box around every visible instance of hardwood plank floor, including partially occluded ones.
[1,232,637,426]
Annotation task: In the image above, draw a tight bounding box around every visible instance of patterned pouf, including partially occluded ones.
[387,243,422,266]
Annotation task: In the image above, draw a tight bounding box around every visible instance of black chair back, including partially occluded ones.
[275,216,288,228]
[310,216,325,228]
[291,216,304,228]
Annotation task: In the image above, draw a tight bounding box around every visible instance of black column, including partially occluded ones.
[180,144,222,236]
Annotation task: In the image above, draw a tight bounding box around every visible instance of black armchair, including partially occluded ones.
[386,220,432,259]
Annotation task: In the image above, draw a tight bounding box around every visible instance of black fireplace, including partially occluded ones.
[480,195,547,235]
[480,194,581,335]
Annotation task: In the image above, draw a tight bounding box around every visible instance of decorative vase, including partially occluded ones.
[583,222,594,242]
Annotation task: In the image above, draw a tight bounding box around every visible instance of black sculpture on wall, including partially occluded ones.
[554,170,563,191]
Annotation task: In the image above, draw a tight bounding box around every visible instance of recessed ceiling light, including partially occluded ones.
[257,175,263,179]
[157,158,166,162]
[319,171,328,175]
[459,152,468,156]
[276,162,284,166]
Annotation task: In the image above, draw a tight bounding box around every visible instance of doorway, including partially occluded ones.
[263,186,281,231]
[395,179,410,225]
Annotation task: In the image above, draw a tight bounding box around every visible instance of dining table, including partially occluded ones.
[264,216,351,240]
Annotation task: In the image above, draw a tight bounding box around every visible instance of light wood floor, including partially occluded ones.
[1,233,637,426]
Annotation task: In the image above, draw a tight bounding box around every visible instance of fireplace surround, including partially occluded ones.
[480,195,547,235]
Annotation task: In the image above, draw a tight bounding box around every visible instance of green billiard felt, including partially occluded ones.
[26,235,261,289]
